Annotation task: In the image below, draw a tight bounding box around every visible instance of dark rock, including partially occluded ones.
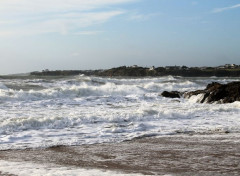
[161,91,181,98]
[184,82,240,103]
[162,81,240,104]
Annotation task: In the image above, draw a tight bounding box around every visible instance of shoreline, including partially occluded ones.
[0,134,240,175]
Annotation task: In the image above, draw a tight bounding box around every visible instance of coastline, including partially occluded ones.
[1,134,240,176]
[29,65,240,77]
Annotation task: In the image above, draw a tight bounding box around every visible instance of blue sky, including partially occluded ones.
[0,0,240,74]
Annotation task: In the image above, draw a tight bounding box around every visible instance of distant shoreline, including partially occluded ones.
[29,65,240,77]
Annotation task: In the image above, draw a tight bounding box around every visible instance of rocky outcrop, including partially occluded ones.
[161,82,240,104]
[97,66,157,77]
[161,91,182,98]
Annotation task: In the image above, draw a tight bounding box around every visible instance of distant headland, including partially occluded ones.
[30,64,240,77]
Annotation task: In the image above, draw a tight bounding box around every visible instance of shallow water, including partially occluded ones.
[0,75,240,150]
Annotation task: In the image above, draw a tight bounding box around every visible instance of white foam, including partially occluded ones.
[187,93,205,103]
[0,76,240,150]
[0,160,144,176]
[0,83,8,90]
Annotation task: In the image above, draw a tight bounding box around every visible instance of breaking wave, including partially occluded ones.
[0,75,240,150]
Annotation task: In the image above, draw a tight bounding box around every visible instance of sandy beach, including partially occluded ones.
[0,134,240,175]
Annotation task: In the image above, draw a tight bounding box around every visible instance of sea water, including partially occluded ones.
[0,75,240,150]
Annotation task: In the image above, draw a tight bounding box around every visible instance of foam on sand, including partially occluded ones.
[0,160,147,176]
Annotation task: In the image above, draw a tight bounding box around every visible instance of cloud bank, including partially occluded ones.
[129,12,159,21]
[0,0,137,36]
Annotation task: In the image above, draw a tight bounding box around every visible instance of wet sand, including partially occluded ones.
[0,134,240,175]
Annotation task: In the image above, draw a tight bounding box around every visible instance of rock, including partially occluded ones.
[162,81,240,104]
[185,82,240,103]
[161,91,181,98]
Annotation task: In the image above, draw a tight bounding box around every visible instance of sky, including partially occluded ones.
[0,0,240,74]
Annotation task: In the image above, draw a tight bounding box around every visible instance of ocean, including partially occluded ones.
[1,75,240,150]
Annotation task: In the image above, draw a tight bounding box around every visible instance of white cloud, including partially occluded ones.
[0,11,122,36]
[0,0,137,14]
[74,31,103,35]
[212,4,240,13]
[129,12,160,21]
[0,0,136,37]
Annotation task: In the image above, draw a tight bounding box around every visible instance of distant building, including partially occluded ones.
[149,66,155,71]
[42,69,49,72]
[217,65,225,69]
[224,64,237,69]
[131,65,138,68]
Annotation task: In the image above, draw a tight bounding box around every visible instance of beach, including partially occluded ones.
[1,134,240,175]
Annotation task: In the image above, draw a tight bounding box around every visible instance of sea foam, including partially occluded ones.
[0,76,240,150]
